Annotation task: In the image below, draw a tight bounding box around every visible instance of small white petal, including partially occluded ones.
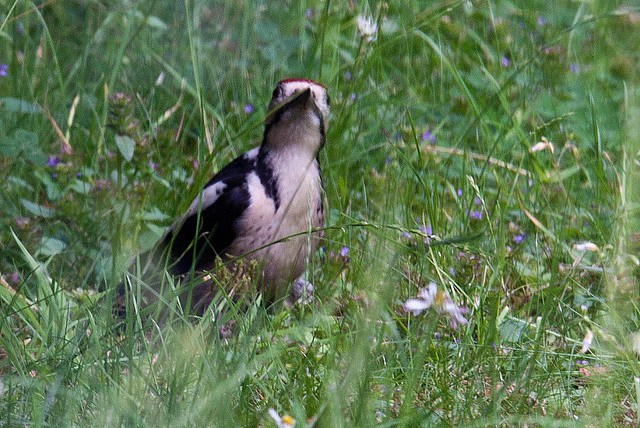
[529,141,554,153]
[268,408,282,424]
[579,329,593,353]
[356,15,378,41]
[441,300,469,329]
[404,299,430,315]
[574,242,599,252]
[417,282,437,303]
[155,71,165,86]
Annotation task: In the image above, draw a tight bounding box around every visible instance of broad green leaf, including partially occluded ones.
[0,129,44,163]
[145,15,168,30]
[115,134,135,162]
[38,237,67,256]
[20,198,55,218]
[0,97,41,113]
[69,179,91,194]
[499,317,527,343]
[141,207,170,221]
[0,135,19,156]
[8,176,34,191]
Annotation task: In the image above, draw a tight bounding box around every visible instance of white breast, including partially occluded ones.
[228,155,323,290]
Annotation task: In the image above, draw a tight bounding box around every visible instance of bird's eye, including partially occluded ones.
[272,85,282,99]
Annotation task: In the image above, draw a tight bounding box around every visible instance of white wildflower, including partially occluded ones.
[268,408,296,428]
[573,242,599,252]
[579,329,593,353]
[356,15,378,42]
[404,282,468,329]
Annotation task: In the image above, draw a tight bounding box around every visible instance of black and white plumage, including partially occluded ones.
[139,79,330,311]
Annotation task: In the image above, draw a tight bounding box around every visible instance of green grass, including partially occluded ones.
[1,0,639,426]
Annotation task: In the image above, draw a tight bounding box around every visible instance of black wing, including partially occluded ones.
[161,153,255,275]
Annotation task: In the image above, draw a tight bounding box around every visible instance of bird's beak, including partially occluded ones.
[265,88,314,126]
[281,87,312,111]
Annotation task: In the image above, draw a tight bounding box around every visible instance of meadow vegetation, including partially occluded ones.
[1,0,639,426]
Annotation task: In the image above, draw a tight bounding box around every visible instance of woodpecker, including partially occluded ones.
[128,79,330,313]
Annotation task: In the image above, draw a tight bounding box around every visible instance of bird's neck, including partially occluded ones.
[257,124,322,212]
[261,113,325,159]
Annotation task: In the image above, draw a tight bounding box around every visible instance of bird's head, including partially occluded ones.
[264,79,330,150]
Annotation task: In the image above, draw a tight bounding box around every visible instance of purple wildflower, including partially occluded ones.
[418,225,432,235]
[51,173,56,179]
[421,130,436,143]
[76,172,81,178]
[340,246,349,257]
[467,210,483,220]
[537,16,546,26]
[344,71,352,80]
[350,93,356,101]
[449,267,455,276]
[500,56,510,67]
[0,64,7,77]
[474,196,481,205]
[14,217,29,227]
[244,104,254,114]
[457,188,463,197]
[46,156,60,167]
[512,234,525,244]
[305,8,313,18]
[94,179,109,191]
[148,161,159,171]
[570,63,580,74]
[401,231,411,239]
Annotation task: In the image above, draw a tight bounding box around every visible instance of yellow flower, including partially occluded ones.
[268,408,296,428]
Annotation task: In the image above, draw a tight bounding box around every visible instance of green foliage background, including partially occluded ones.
[1,0,639,426]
